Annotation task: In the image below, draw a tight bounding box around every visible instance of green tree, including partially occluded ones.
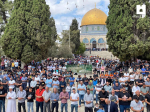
[48,43,58,58]
[49,17,57,46]
[75,42,86,55]
[56,35,62,42]
[0,0,13,26]
[106,0,150,61]
[70,19,80,53]
[57,45,73,58]
[61,30,75,51]
[0,0,13,56]
[1,0,51,64]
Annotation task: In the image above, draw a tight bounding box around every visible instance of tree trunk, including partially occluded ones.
[2,11,7,24]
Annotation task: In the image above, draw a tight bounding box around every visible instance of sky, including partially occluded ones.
[45,0,110,37]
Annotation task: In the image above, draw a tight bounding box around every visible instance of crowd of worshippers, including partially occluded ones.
[0,58,150,112]
[1,71,150,112]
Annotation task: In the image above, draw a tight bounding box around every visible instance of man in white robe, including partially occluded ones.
[6,87,16,112]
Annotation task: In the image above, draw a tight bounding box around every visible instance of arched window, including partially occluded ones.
[98,38,105,43]
[90,38,96,43]
[83,38,89,43]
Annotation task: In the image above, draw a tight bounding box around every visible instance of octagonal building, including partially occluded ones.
[80,7,108,51]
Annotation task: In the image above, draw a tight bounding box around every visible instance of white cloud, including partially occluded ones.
[46,0,109,16]
[46,0,110,36]
[55,16,74,37]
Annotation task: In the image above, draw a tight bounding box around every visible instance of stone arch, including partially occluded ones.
[82,38,89,43]
[90,38,96,43]
[98,38,105,43]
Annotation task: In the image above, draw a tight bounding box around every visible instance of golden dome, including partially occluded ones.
[81,8,107,26]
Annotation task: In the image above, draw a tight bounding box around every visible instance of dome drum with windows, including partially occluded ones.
[80,6,108,50]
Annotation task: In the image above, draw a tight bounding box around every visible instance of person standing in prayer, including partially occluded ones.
[70,88,79,112]
[69,75,75,87]
[59,88,69,112]
[0,84,7,112]
[130,96,144,112]
[78,81,86,107]
[59,78,66,92]
[84,88,93,112]
[30,77,37,93]
[132,83,140,95]
[26,87,35,112]
[6,87,16,112]
[17,86,27,112]
[15,77,22,94]
[8,77,15,91]
[21,74,27,90]
[51,88,59,112]
[42,86,51,112]
[35,85,45,112]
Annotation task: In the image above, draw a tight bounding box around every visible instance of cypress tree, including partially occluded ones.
[70,19,80,53]
[49,17,57,46]
[106,0,150,61]
[1,0,52,64]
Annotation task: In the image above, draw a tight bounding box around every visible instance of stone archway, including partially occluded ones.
[92,41,96,48]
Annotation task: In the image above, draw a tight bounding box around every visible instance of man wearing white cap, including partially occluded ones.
[6,87,16,112]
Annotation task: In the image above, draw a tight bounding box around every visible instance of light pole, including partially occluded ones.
[69,29,70,48]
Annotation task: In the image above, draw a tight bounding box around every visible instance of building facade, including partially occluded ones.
[80,7,108,51]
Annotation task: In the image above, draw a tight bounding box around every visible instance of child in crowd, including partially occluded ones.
[66,83,71,98]
[97,105,104,112]
[71,84,76,92]
[94,103,99,112]
[125,108,130,112]
[143,74,147,81]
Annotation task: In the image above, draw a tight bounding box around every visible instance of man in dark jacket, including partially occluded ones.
[98,88,109,112]
[59,78,66,93]
[26,87,35,112]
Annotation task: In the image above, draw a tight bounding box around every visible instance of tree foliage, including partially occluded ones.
[49,17,57,46]
[70,19,80,53]
[61,30,75,51]
[48,43,73,59]
[75,42,86,55]
[1,0,52,64]
[0,0,13,35]
[48,43,58,59]
[106,0,150,61]
[0,0,13,56]
[57,45,73,58]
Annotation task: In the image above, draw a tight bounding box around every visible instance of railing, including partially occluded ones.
[66,64,92,74]
[85,48,108,51]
